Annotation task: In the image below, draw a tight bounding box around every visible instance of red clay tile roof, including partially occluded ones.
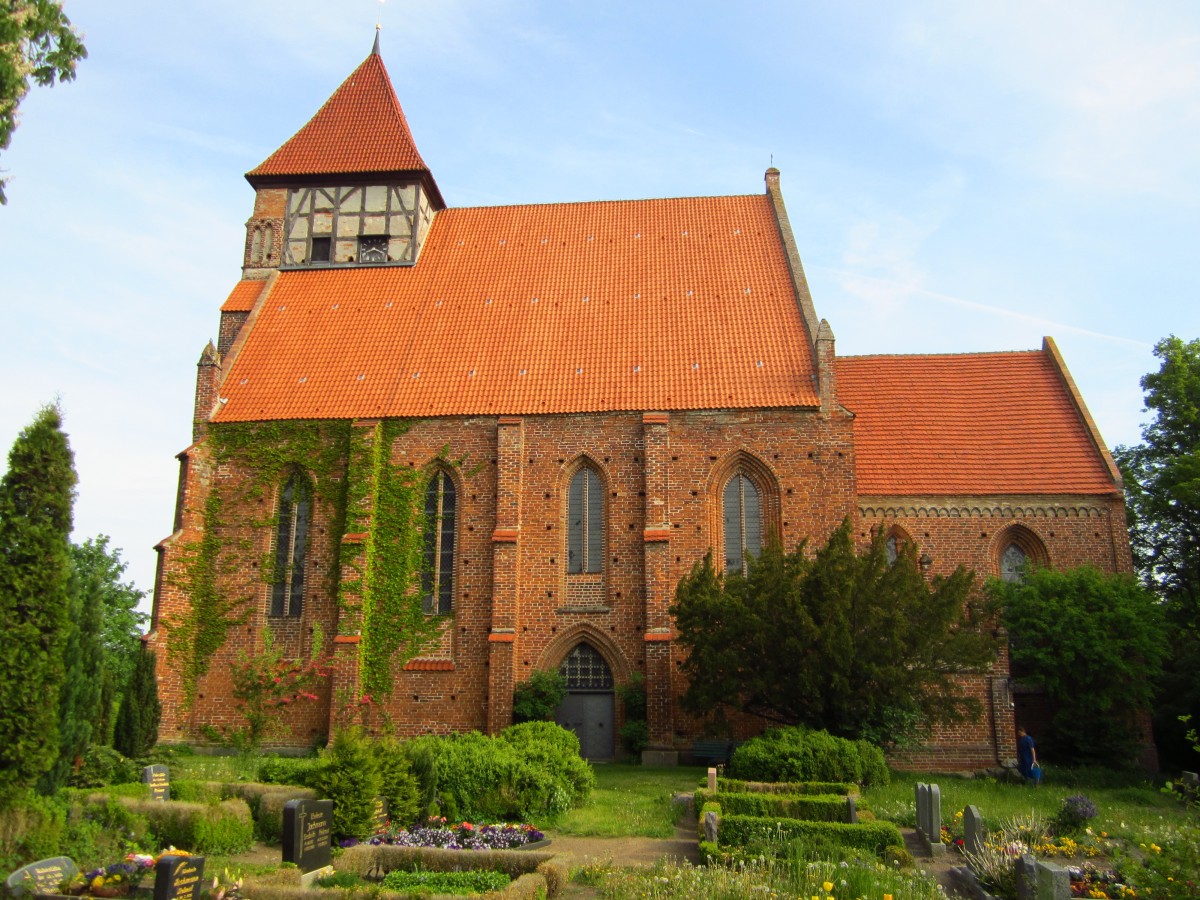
[247,51,430,181]
[213,193,819,421]
[220,280,266,312]
[836,350,1118,496]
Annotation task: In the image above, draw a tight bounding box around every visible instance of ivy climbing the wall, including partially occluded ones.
[165,418,446,710]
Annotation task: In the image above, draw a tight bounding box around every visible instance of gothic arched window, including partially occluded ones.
[271,472,311,617]
[1000,543,1029,583]
[723,473,762,575]
[422,470,456,615]
[567,465,604,574]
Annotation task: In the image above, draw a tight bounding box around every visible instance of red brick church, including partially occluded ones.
[148,40,1132,768]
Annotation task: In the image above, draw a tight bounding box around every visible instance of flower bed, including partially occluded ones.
[348,817,545,851]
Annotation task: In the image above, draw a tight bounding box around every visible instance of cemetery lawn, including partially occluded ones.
[864,770,1191,842]
[551,764,704,838]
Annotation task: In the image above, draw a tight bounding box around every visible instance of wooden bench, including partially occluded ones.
[690,740,737,766]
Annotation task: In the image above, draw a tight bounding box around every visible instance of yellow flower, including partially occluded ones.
[884,894,894,900]
[91,876,105,890]
[824,882,835,892]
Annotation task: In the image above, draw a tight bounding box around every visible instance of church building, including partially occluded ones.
[148,39,1132,768]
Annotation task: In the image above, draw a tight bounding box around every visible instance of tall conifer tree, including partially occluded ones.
[0,404,77,804]
[115,647,161,758]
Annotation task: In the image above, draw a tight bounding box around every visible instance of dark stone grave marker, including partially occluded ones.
[283,798,333,877]
[4,857,77,897]
[142,764,170,801]
[153,854,205,900]
[372,797,389,831]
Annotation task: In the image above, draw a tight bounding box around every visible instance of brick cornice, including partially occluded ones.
[859,498,1115,519]
[492,527,519,542]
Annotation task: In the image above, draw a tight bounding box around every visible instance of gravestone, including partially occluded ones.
[142,764,170,801]
[1015,854,1039,900]
[963,805,985,855]
[703,810,719,844]
[1035,860,1070,900]
[5,857,77,897]
[283,798,334,884]
[915,783,929,836]
[928,784,943,845]
[371,797,389,831]
[707,767,717,792]
[153,854,205,900]
[845,795,858,824]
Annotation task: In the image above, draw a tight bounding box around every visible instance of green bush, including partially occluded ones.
[714,778,856,795]
[371,736,420,828]
[123,797,253,855]
[511,670,567,723]
[0,793,65,872]
[619,719,650,757]
[719,813,903,857]
[728,727,889,787]
[379,869,510,892]
[407,724,593,822]
[256,756,319,786]
[170,780,225,804]
[700,790,850,822]
[308,728,381,840]
[68,745,141,788]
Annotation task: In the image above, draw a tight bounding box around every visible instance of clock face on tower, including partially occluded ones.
[281,182,434,268]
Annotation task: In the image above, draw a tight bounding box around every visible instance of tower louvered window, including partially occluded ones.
[422,470,456,614]
[723,474,762,575]
[567,466,603,574]
[271,473,310,617]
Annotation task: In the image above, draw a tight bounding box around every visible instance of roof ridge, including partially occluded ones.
[447,192,766,213]
[838,348,1043,361]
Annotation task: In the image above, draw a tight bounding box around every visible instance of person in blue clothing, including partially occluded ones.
[1016,726,1041,784]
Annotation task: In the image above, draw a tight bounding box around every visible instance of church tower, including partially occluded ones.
[239,32,445,279]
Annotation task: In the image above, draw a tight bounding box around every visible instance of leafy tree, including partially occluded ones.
[39,552,103,792]
[990,566,1167,766]
[0,1,87,203]
[114,647,161,758]
[511,669,567,723]
[1113,335,1200,766]
[670,520,997,746]
[0,404,76,805]
[71,537,147,694]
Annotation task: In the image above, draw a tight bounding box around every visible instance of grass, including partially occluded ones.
[864,770,1191,843]
[551,764,705,838]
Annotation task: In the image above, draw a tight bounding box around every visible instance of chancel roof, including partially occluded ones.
[213,194,821,421]
[836,346,1119,496]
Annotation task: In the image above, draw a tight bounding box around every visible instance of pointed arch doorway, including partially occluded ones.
[554,642,615,760]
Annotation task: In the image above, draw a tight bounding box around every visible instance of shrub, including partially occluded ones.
[728,727,888,787]
[379,869,510,892]
[619,719,650,757]
[500,721,595,807]
[169,780,225,803]
[719,814,903,858]
[511,670,566,723]
[371,736,420,828]
[69,745,141,788]
[308,728,381,840]
[0,793,66,872]
[700,790,850,822]
[1052,794,1098,835]
[123,797,253,855]
[256,756,319,786]
[714,778,856,796]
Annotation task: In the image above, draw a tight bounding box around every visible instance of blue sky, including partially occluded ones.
[2,0,1198,602]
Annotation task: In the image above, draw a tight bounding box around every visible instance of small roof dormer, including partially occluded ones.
[243,33,444,272]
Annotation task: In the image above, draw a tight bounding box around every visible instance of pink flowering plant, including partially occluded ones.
[358,815,545,850]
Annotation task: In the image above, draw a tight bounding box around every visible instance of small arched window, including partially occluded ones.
[567,466,603,574]
[250,228,263,265]
[422,470,456,615]
[723,473,762,575]
[1000,543,1029,583]
[262,223,274,262]
[271,473,310,617]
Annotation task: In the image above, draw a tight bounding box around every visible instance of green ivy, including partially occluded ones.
[165,418,443,709]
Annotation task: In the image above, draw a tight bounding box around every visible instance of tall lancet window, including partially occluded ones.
[422,470,456,615]
[271,473,311,617]
[723,474,762,575]
[567,466,604,574]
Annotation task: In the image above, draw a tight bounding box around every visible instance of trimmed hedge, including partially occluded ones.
[718,813,902,857]
[695,789,851,823]
[338,843,557,880]
[715,778,856,796]
[728,727,889,787]
[225,783,319,844]
[120,797,254,855]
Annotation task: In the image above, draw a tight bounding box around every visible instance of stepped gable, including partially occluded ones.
[212,193,821,421]
[836,348,1119,496]
[246,44,435,192]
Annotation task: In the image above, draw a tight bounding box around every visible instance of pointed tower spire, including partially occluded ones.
[246,43,444,208]
[372,24,381,56]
